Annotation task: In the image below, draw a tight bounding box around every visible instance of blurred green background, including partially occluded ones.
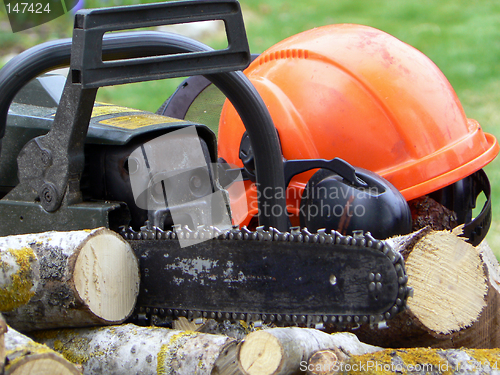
[1,0,500,255]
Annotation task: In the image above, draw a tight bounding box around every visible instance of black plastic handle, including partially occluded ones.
[0,30,288,231]
[72,0,250,88]
[0,31,212,140]
[283,158,369,188]
[460,169,492,246]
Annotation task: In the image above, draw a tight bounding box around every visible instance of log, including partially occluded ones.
[33,323,237,375]
[466,238,500,348]
[0,228,140,331]
[353,228,497,348]
[173,317,256,340]
[341,347,500,374]
[4,325,80,375]
[408,196,458,231]
[211,340,243,375]
[305,349,343,375]
[0,314,7,374]
[237,327,381,375]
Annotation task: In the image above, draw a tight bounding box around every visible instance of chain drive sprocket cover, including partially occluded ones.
[122,225,410,329]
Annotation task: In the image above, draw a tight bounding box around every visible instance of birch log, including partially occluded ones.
[237,328,381,375]
[0,228,140,331]
[353,228,497,348]
[33,323,236,375]
[4,325,80,375]
[306,350,341,375]
[1,314,6,374]
[341,347,500,375]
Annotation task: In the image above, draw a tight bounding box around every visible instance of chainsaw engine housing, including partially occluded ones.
[2,74,218,232]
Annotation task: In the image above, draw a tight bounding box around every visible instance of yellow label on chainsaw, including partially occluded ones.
[91,105,141,117]
[49,104,140,118]
[99,113,180,129]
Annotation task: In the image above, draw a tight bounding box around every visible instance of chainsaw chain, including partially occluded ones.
[120,225,411,329]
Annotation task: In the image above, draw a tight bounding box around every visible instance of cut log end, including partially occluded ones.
[5,326,81,375]
[237,329,374,375]
[6,352,81,375]
[73,229,139,323]
[405,231,487,334]
[307,349,340,375]
[239,331,283,375]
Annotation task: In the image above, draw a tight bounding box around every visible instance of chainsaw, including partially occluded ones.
[0,0,411,329]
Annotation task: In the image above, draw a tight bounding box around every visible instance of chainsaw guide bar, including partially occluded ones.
[122,225,410,329]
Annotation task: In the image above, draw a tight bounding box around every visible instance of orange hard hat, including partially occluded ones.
[218,24,498,226]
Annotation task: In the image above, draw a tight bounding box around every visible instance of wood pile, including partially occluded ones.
[355,226,500,349]
[0,226,498,374]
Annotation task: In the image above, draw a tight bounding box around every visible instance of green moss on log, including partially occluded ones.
[0,247,36,311]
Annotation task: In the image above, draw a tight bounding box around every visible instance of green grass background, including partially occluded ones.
[1,0,500,255]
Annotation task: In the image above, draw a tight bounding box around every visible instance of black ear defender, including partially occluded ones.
[429,169,492,246]
[298,162,412,240]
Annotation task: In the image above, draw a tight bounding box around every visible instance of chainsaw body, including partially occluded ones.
[3,74,219,232]
[0,0,410,329]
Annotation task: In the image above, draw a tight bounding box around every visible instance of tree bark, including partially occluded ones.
[4,325,80,375]
[237,328,381,375]
[0,314,7,374]
[408,196,458,231]
[0,228,140,331]
[339,347,500,375]
[353,228,497,348]
[33,323,236,375]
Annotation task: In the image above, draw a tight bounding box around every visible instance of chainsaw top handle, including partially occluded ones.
[0,0,288,231]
